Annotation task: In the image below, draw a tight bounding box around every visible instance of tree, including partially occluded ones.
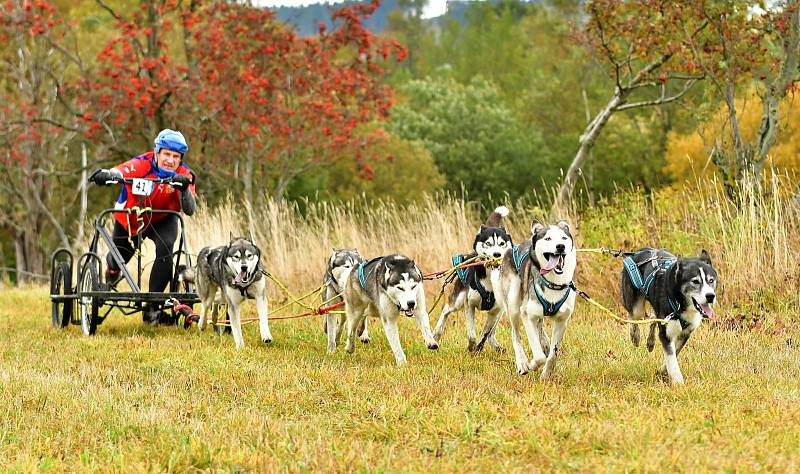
[554,0,713,209]
[0,0,80,282]
[684,1,800,197]
[390,76,546,200]
[187,0,405,204]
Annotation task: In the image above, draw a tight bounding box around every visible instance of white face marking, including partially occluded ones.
[684,267,717,311]
[476,233,510,259]
[227,250,258,277]
[534,226,573,260]
[331,256,359,287]
[387,272,420,312]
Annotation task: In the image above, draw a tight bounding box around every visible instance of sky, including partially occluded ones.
[252,0,449,19]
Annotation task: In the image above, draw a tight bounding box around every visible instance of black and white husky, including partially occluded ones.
[621,248,718,384]
[433,206,512,352]
[188,237,271,349]
[491,219,577,379]
[342,254,439,365]
[322,248,368,353]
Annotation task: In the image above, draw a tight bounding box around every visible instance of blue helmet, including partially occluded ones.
[154,129,188,156]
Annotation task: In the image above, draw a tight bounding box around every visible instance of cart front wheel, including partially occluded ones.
[78,262,100,336]
[51,261,74,328]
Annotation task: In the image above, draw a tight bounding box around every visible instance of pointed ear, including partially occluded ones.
[700,249,712,265]
[674,259,682,281]
[556,220,571,234]
[531,219,544,235]
[479,225,486,232]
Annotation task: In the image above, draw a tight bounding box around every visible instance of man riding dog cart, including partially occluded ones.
[89,129,196,325]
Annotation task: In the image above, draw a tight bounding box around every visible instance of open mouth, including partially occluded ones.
[234,269,250,285]
[692,297,716,320]
[397,305,415,317]
[541,253,565,275]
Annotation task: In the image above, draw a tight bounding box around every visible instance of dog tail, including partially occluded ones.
[485,206,509,227]
[178,265,196,283]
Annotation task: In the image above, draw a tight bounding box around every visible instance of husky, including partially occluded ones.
[322,248,369,353]
[188,237,271,349]
[490,219,577,380]
[621,248,718,384]
[432,206,512,352]
[342,254,439,366]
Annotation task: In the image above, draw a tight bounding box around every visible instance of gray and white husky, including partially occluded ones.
[342,254,439,365]
[433,206,512,352]
[621,248,718,384]
[491,219,577,379]
[322,248,368,353]
[188,237,271,349]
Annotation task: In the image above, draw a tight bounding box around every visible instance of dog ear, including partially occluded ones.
[531,219,544,235]
[674,259,682,281]
[479,225,486,232]
[699,249,712,265]
[556,220,571,234]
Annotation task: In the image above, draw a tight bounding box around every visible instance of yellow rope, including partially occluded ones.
[576,291,672,325]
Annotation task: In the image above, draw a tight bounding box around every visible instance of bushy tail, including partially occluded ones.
[178,265,196,283]
[485,206,509,227]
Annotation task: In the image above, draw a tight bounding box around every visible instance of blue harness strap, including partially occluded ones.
[452,254,468,284]
[625,254,680,315]
[533,280,572,316]
[512,244,529,272]
[357,256,384,291]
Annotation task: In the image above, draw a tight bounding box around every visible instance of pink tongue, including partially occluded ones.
[234,270,247,284]
[701,303,716,320]
[541,255,560,275]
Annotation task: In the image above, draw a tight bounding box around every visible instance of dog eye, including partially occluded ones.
[708,278,715,284]
[562,236,567,240]
[692,278,701,284]
[499,241,506,246]
[545,237,551,241]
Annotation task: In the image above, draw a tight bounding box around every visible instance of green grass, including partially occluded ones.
[1,288,799,472]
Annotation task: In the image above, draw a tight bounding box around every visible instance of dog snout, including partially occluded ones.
[556,244,566,253]
[406,300,416,309]
[493,252,502,258]
[705,293,715,304]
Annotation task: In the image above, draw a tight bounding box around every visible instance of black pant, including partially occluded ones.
[106,215,178,293]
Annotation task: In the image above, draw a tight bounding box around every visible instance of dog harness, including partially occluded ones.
[356,256,383,291]
[451,254,495,311]
[512,244,572,317]
[623,252,680,314]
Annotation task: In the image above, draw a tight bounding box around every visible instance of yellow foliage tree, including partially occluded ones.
[665,91,800,184]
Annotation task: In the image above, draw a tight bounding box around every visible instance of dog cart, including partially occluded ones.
[49,174,199,335]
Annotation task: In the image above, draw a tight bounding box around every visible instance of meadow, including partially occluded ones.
[1,179,799,471]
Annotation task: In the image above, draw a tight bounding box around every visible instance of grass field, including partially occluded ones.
[2,286,799,472]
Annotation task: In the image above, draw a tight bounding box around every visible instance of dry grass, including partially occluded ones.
[3,177,799,471]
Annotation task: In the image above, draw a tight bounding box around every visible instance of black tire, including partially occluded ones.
[78,262,100,336]
[51,261,73,328]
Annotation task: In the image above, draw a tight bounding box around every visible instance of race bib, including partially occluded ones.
[131,178,154,196]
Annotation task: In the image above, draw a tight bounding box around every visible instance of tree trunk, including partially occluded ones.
[14,230,43,285]
[555,90,627,210]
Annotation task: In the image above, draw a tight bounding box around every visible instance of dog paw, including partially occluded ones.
[491,344,506,353]
[630,326,641,347]
[529,357,546,371]
[360,335,371,344]
[467,339,479,352]
[395,357,408,366]
[262,338,272,345]
[427,341,439,350]
[516,365,529,376]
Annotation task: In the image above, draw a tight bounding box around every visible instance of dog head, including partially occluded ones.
[382,255,422,317]
[225,237,260,286]
[327,248,364,288]
[674,249,718,319]
[473,206,512,260]
[531,219,575,277]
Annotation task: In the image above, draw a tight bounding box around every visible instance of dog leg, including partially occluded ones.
[540,313,570,382]
[658,323,684,384]
[198,301,209,331]
[225,293,245,349]
[629,298,646,347]
[326,313,340,353]
[254,280,271,345]
[522,312,546,371]
[433,291,464,342]
[344,301,363,354]
[359,314,371,344]
[465,302,479,351]
[382,312,407,366]
[476,307,504,352]
[507,303,531,375]
[646,320,657,352]
[414,310,440,351]
[534,317,550,357]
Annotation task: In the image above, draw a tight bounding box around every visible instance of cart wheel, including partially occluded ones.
[51,261,73,328]
[78,262,100,336]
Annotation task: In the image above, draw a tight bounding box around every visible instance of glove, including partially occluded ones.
[90,168,121,186]
[170,173,192,190]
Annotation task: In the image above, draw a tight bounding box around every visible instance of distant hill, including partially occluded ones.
[271,0,541,36]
